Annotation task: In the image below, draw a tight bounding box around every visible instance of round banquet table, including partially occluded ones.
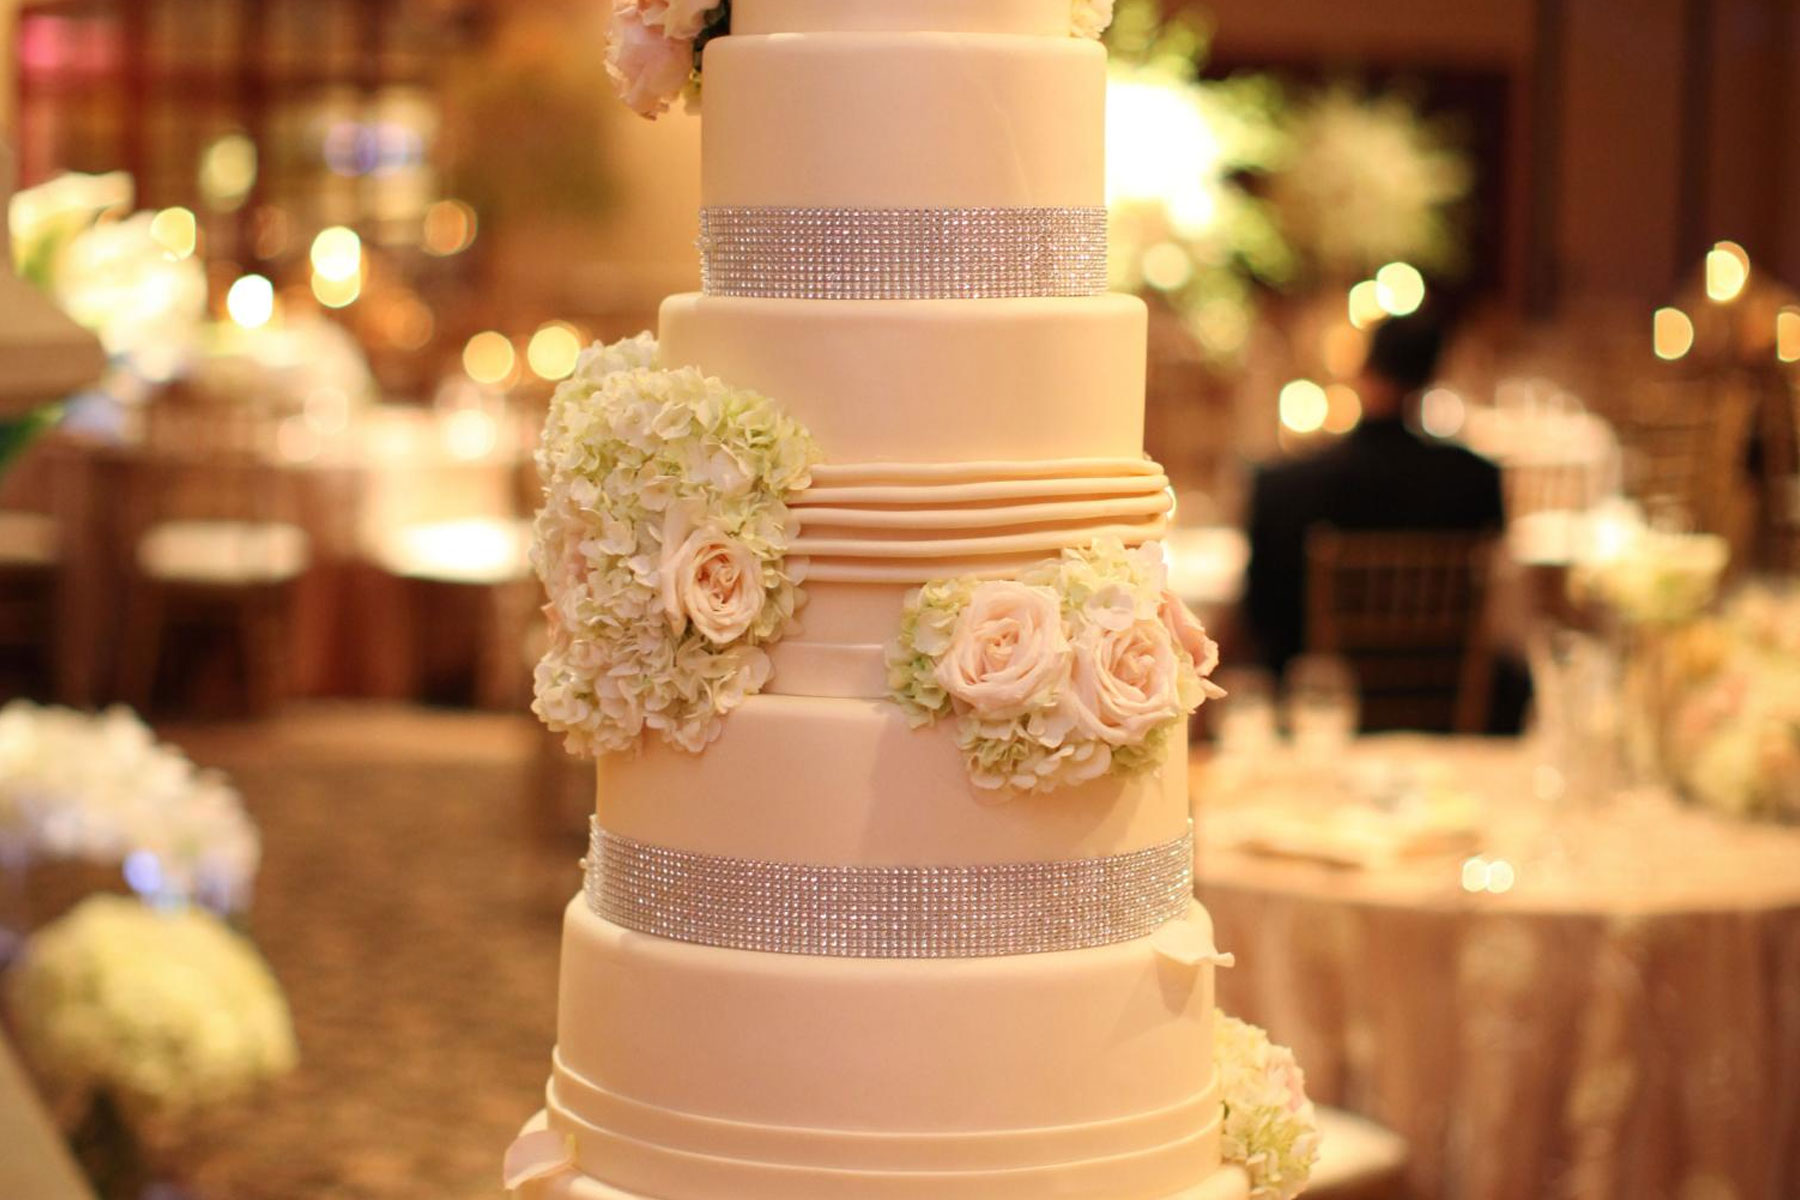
[1192,736,1800,1200]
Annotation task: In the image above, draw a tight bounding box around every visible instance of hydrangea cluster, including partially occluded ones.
[0,701,260,909]
[1216,1011,1320,1200]
[7,895,297,1124]
[532,333,818,758]
[887,537,1224,793]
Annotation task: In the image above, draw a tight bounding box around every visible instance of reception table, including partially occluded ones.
[1194,737,1800,1200]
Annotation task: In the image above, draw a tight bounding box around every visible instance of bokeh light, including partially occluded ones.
[1347,280,1386,330]
[1420,387,1467,438]
[1278,379,1329,434]
[225,274,275,329]
[1653,307,1694,360]
[1705,241,1750,303]
[1140,242,1194,292]
[310,226,363,282]
[1106,78,1223,238]
[1374,262,1426,316]
[1322,384,1362,433]
[1777,307,1800,364]
[462,331,516,385]
[199,134,258,210]
[423,199,478,256]
[526,323,583,381]
[148,207,197,260]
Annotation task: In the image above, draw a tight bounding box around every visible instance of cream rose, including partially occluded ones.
[660,510,765,644]
[606,7,694,119]
[934,581,1072,718]
[1070,0,1115,39]
[1068,620,1182,745]
[1160,591,1226,698]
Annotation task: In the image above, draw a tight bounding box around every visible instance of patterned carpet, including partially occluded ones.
[161,706,589,1200]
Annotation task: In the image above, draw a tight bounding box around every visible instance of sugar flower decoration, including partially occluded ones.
[605,0,729,119]
[888,538,1223,793]
[1216,1011,1320,1200]
[7,895,297,1124]
[532,333,819,758]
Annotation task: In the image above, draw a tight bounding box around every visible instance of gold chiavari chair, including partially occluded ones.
[115,392,309,714]
[1305,528,1499,735]
[1615,376,1756,539]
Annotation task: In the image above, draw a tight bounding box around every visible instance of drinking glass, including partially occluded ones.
[1284,654,1360,758]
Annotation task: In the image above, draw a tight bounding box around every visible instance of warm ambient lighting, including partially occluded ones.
[199,133,257,209]
[1375,262,1426,317]
[1279,379,1329,434]
[1322,384,1361,434]
[463,331,516,385]
[1105,77,1222,237]
[1705,240,1750,303]
[311,273,362,308]
[423,199,478,256]
[1347,280,1386,330]
[1420,387,1467,438]
[225,274,275,329]
[1653,307,1694,360]
[443,408,500,460]
[1778,307,1800,364]
[1140,241,1194,291]
[527,323,583,380]
[148,207,197,260]
[310,226,363,281]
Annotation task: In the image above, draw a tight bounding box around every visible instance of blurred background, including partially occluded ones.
[1,2,1798,1199]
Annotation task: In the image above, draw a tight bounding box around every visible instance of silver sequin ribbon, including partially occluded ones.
[697,206,1109,300]
[584,818,1194,959]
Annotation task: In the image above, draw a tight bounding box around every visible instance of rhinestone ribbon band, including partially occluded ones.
[697,206,1109,300]
[585,819,1194,959]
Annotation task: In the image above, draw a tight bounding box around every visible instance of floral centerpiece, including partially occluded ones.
[6,895,297,1198]
[531,334,819,757]
[1665,585,1800,822]
[887,538,1224,793]
[1216,1010,1319,1200]
[0,702,260,920]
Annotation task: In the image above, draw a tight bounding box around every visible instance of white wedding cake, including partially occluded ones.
[506,3,1315,1198]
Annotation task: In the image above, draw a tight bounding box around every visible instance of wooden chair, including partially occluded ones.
[1615,376,1756,539]
[1305,529,1498,735]
[115,395,309,714]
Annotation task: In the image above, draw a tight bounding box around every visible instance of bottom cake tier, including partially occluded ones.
[510,897,1237,1200]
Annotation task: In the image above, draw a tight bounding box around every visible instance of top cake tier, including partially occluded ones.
[732,0,1073,35]
[701,28,1104,207]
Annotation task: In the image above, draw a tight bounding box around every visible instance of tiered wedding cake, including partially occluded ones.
[507,3,1314,1198]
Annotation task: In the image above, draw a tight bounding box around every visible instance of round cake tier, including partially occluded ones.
[596,693,1188,867]
[732,0,1072,36]
[700,34,1103,207]
[657,294,1147,462]
[523,898,1229,1200]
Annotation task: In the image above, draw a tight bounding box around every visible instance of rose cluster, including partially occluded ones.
[887,538,1224,793]
[1216,1011,1320,1200]
[531,333,819,757]
[606,0,727,119]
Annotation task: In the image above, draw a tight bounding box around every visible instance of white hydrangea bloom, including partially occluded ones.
[1070,0,1115,40]
[7,895,297,1123]
[531,335,818,758]
[1215,1011,1320,1200]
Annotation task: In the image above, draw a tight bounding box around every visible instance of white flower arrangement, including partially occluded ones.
[531,333,819,758]
[6,895,297,1124]
[1570,526,1729,627]
[1216,1010,1320,1200]
[0,701,260,908]
[887,538,1224,793]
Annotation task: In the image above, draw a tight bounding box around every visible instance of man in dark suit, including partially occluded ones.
[1244,311,1505,678]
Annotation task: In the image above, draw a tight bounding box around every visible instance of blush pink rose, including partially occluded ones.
[935,581,1072,718]
[660,510,765,644]
[1068,620,1182,745]
[627,0,717,40]
[606,7,694,119]
[1160,591,1227,699]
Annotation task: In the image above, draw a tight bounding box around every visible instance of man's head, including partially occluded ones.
[1359,311,1445,417]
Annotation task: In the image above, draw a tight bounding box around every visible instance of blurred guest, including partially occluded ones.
[1243,311,1504,678]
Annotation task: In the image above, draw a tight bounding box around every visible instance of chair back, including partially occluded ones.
[1615,376,1755,534]
[1304,528,1497,734]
